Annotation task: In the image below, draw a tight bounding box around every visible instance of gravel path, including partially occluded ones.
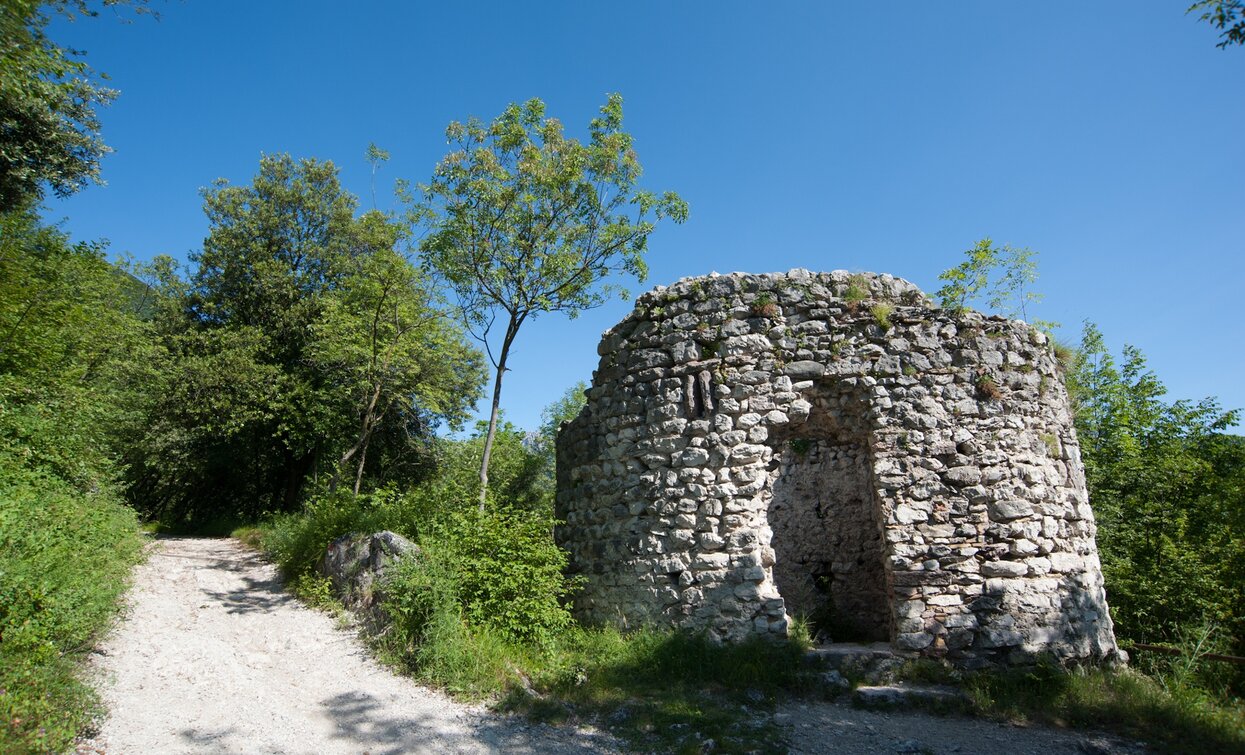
[80,537,615,754]
[777,700,1142,754]
[81,536,1142,755]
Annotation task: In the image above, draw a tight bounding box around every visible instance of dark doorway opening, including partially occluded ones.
[766,401,891,643]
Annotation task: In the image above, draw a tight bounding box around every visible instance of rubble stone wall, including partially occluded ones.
[555,269,1120,666]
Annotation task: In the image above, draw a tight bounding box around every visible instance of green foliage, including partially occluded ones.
[1189,0,1245,47]
[869,302,893,331]
[0,200,155,752]
[0,1,150,207]
[936,238,1056,330]
[364,141,390,208]
[531,381,587,492]
[427,505,577,645]
[0,457,144,754]
[843,274,869,307]
[126,154,483,526]
[0,209,158,490]
[974,370,1001,401]
[751,292,779,317]
[410,93,687,503]
[377,547,520,696]
[506,628,810,754]
[1067,322,1245,694]
[789,437,814,456]
[263,488,387,579]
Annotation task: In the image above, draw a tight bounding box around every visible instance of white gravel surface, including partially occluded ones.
[776,700,1143,754]
[80,536,1143,755]
[80,537,616,754]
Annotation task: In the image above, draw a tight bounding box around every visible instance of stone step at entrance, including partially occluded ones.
[807,642,916,688]
[852,684,970,710]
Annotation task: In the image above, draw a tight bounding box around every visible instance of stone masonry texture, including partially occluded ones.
[555,269,1120,667]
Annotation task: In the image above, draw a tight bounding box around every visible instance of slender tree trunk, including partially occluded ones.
[478,311,525,510]
[353,435,370,496]
[329,382,384,495]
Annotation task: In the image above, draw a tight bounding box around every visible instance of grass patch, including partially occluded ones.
[870,302,893,331]
[966,663,1245,754]
[502,627,812,754]
[0,463,145,754]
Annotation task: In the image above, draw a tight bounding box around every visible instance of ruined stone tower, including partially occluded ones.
[555,269,1119,667]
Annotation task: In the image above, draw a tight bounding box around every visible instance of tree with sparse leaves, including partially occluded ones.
[935,237,1056,331]
[1189,0,1245,48]
[410,94,687,507]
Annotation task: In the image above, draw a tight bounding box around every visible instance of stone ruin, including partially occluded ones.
[555,269,1120,667]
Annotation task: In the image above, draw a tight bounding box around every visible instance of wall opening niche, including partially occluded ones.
[765,393,892,643]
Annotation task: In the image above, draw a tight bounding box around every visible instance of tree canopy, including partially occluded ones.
[411,94,687,504]
[125,154,484,525]
[1190,0,1245,47]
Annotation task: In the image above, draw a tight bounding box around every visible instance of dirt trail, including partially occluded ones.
[81,537,615,754]
[82,537,1140,755]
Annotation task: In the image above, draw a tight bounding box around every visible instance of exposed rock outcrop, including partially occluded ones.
[317,530,416,628]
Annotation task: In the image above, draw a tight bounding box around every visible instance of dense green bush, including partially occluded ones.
[0,207,152,753]
[1068,323,1245,695]
[262,422,579,645]
[0,460,144,754]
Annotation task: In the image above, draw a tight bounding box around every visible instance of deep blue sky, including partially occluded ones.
[48,2,1244,432]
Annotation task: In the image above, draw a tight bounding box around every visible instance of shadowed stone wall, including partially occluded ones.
[555,269,1120,667]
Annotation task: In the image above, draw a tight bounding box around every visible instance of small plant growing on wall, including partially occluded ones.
[975,369,1002,400]
[789,437,814,456]
[870,303,893,331]
[844,274,869,311]
[751,292,780,318]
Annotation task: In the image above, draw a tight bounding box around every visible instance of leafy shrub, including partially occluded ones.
[0,460,144,754]
[428,505,578,645]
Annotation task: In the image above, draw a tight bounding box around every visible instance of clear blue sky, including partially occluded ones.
[48,2,1244,433]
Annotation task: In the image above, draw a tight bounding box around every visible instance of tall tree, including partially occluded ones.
[1067,322,1245,688]
[411,94,687,506]
[310,211,484,495]
[190,154,358,511]
[128,154,483,524]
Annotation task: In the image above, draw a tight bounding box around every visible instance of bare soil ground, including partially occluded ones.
[79,537,1143,754]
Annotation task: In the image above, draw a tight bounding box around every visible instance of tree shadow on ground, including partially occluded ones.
[318,690,610,754]
[199,573,296,615]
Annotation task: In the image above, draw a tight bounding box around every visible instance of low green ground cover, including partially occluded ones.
[0,460,144,754]
[247,485,816,753]
[965,661,1245,754]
